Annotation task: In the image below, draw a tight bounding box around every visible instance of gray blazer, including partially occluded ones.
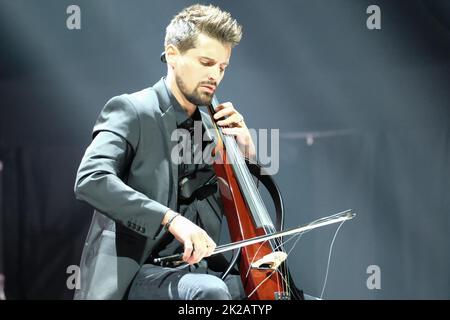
[73,78,217,299]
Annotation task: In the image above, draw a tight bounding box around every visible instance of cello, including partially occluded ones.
[202,96,304,300]
[154,96,356,300]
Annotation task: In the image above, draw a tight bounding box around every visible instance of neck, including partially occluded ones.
[166,72,196,117]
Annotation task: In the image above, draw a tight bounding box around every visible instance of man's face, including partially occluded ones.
[172,33,231,106]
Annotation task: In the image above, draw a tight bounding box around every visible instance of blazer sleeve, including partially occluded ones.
[74,95,169,239]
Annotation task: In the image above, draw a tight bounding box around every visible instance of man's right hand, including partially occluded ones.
[162,210,216,265]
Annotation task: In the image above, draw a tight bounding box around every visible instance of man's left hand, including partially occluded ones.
[213,102,256,160]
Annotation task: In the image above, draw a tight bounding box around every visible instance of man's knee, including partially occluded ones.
[191,275,231,300]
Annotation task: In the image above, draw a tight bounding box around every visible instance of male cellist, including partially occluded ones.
[74,4,254,300]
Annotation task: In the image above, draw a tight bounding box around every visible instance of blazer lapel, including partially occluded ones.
[153,78,178,210]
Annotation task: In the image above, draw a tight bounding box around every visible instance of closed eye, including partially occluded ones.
[199,57,228,73]
[200,59,215,67]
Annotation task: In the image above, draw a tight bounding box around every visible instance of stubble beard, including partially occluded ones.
[175,74,213,106]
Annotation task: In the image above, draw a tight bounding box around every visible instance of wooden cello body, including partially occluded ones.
[206,97,303,300]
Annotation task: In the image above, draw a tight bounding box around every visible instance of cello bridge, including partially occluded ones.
[251,252,287,270]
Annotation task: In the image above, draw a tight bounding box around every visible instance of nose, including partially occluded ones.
[208,66,222,83]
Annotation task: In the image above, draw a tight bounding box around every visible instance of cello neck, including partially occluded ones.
[206,97,276,233]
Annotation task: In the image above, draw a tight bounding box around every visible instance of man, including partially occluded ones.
[74,4,254,300]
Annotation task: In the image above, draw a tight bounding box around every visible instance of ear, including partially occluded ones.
[165,45,179,69]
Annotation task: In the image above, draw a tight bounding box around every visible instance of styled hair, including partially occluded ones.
[165,4,242,52]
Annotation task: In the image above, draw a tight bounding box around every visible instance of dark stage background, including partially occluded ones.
[0,0,449,299]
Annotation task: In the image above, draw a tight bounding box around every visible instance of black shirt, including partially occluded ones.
[152,80,224,259]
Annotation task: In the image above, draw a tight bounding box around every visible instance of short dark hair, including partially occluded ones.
[165,4,242,53]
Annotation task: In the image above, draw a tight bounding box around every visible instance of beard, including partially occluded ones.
[175,74,214,106]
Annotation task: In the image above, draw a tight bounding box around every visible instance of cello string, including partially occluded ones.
[277,231,306,296]
[224,135,276,247]
[273,231,308,296]
[224,135,269,225]
[212,100,287,295]
[247,267,278,299]
[225,134,286,294]
[274,268,292,296]
[242,231,310,294]
[210,102,277,240]
[244,240,268,278]
[228,134,291,294]
[271,219,347,300]
[320,220,346,300]
[273,219,323,297]
[224,134,277,242]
